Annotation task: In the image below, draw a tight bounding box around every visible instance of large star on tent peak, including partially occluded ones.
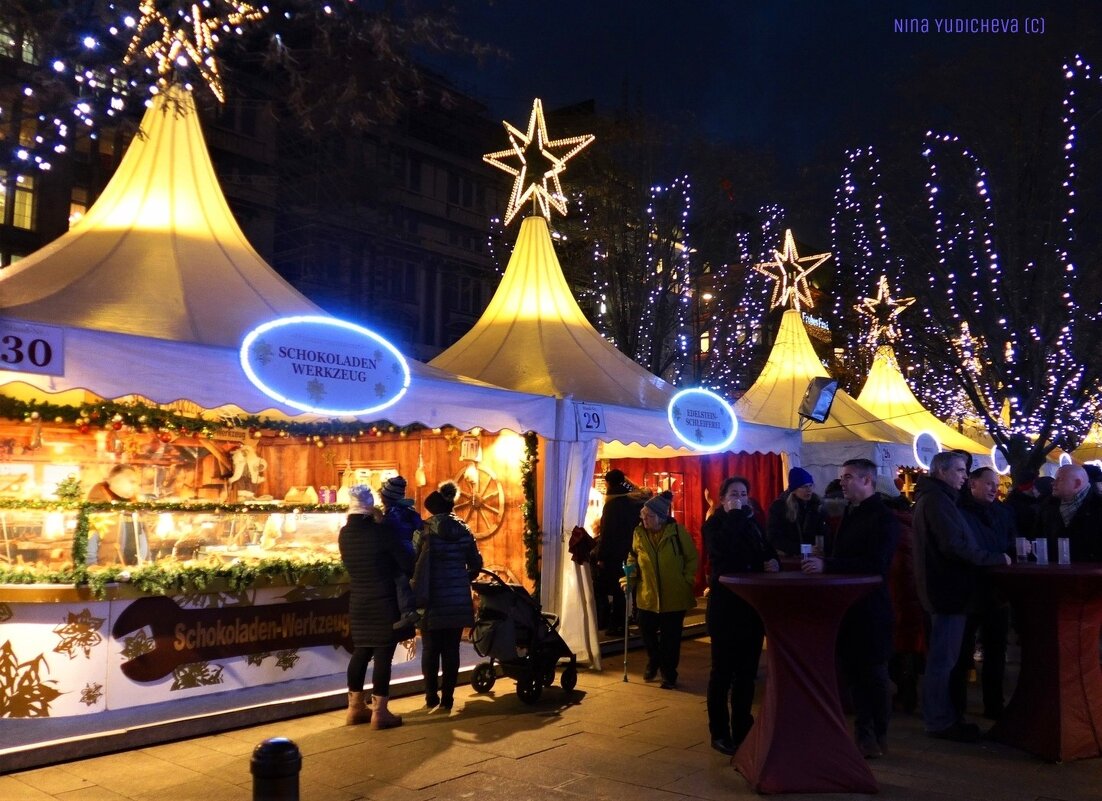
[124,1,266,103]
[856,274,915,346]
[752,229,830,312]
[483,98,595,226]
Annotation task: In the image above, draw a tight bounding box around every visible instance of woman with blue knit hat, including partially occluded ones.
[767,467,829,558]
[625,490,699,689]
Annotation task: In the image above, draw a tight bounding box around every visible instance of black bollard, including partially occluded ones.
[251,737,301,801]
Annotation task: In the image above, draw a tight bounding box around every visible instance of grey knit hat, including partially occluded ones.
[643,490,673,521]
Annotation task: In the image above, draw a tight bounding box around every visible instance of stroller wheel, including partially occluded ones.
[471,662,496,693]
[560,665,578,692]
[517,672,543,704]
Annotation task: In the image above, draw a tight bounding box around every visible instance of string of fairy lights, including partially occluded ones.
[633,176,694,382]
[830,147,903,357]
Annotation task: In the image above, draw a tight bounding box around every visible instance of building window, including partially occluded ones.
[0,24,38,64]
[374,256,417,301]
[0,171,36,229]
[69,187,88,226]
[407,156,422,192]
[444,274,480,314]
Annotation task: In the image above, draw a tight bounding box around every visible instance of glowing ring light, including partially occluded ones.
[667,388,738,452]
[990,445,1011,475]
[1059,453,1073,467]
[240,316,410,416]
[912,431,941,470]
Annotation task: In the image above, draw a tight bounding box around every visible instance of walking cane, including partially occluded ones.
[622,561,636,682]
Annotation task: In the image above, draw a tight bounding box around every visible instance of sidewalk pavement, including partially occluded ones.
[3,637,1100,801]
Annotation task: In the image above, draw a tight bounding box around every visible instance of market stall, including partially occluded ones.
[0,86,560,742]
[431,211,802,666]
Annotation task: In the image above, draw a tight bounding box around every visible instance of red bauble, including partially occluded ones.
[78,424,90,434]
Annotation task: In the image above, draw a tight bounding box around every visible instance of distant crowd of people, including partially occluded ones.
[591,455,1102,758]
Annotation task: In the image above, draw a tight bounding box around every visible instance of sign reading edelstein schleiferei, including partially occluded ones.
[240,316,411,415]
[667,388,738,452]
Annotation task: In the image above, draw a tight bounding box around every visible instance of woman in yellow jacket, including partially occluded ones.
[627,490,699,689]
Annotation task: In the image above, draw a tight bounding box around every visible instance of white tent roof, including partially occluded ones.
[0,86,558,434]
[429,215,800,455]
[0,324,556,435]
[857,344,989,456]
[737,309,913,445]
[0,86,319,348]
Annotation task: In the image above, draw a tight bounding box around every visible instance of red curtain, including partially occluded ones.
[607,452,785,592]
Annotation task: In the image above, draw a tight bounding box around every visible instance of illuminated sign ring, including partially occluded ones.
[991,444,1011,476]
[912,431,941,470]
[240,316,411,416]
[667,388,738,453]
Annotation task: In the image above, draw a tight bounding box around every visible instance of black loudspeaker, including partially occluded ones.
[798,377,838,423]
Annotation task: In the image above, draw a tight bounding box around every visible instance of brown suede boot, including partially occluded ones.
[346,691,371,725]
[370,695,403,729]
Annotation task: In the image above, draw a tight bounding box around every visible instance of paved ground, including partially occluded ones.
[4,637,1101,801]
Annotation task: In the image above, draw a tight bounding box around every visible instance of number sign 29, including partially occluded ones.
[0,320,64,377]
[575,403,607,434]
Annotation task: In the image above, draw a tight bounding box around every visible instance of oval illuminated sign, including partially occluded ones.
[668,388,738,452]
[1059,453,1073,467]
[991,445,1011,475]
[240,316,410,416]
[912,431,941,470]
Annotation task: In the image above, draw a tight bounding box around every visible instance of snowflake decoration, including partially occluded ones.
[275,649,300,671]
[171,662,224,690]
[254,340,274,365]
[80,682,105,707]
[484,98,595,225]
[753,229,831,312]
[53,609,105,660]
[374,382,387,398]
[0,603,11,623]
[306,379,326,403]
[121,629,156,661]
[246,652,271,667]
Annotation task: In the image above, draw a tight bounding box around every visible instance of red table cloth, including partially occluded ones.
[988,563,1102,761]
[720,572,881,794]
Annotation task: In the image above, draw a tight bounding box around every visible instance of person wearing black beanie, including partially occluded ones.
[415,481,482,713]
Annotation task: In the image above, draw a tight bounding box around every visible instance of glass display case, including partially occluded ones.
[0,505,346,571]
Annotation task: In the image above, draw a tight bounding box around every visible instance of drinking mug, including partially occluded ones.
[800,543,813,560]
[1033,539,1049,566]
[1058,537,1071,565]
[1015,537,1030,563]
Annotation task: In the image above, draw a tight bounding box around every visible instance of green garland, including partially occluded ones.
[0,500,350,599]
[520,431,541,597]
[0,395,432,439]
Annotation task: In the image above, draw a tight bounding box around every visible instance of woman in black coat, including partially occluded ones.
[415,481,483,713]
[338,486,415,729]
[702,476,779,756]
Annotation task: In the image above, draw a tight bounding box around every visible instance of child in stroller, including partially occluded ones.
[469,569,578,703]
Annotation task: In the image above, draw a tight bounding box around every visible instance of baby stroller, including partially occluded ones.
[469,568,578,703]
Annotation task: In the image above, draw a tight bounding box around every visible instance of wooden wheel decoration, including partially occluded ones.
[452,464,506,539]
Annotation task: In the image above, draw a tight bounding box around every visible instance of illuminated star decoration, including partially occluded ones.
[752,229,831,312]
[124,1,266,103]
[855,274,915,346]
[483,98,595,225]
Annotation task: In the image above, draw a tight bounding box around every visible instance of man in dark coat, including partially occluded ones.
[803,458,899,758]
[338,486,415,729]
[913,452,1009,743]
[1038,464,1102,562]
[596,470,644,636]
[956,467,1017,720]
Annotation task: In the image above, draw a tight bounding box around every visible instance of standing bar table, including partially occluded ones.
[988,563,1102,762]
[720,572,881,794]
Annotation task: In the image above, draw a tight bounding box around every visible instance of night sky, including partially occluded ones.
[426,0,1099,242]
